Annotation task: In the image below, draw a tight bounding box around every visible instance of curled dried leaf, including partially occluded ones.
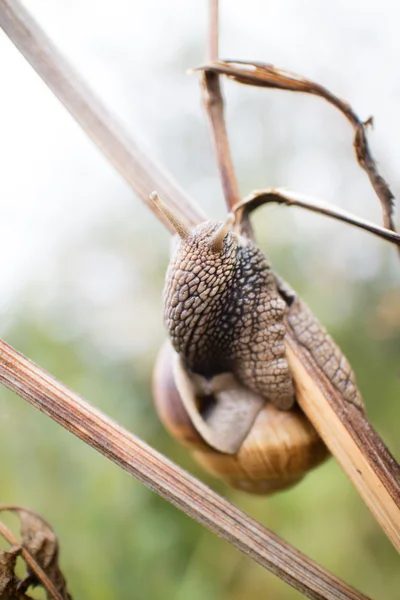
[0,547,23,600]
[17,508,70,600]
[0,506,72,600]
[196,60,398,250]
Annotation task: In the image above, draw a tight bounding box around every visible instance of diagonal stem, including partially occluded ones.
[285,323,400,550]
[0,0,206,234]
[0,339,370,600]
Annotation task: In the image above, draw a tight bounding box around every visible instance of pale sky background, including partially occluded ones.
[0,0,399,359]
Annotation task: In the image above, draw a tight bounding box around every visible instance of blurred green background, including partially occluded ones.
[0,1,399,598]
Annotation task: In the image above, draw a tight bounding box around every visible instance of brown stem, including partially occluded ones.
[0,520,63,600]
[234,189,400,247]
[0,0,206,234]
[285,325,400,550]
[209,0,219,61]
[201,0,241,210]
[0,339,370,600]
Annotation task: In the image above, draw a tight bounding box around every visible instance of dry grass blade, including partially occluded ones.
[287,343,400,547]
[197,60,399,246]
[281,298,400,550]
[202,72,241,210]
[0,339,371,600]
[0,0,205,234]
[201,0,241,211]
[233,189,400,247]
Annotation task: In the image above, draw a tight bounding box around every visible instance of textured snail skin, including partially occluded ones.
[164,222,294,409]
[275,277,363,408]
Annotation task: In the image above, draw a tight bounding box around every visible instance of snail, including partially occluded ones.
[151,192,361,494]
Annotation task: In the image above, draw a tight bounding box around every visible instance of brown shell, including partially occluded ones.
[193,403,328,494]
[153,342,329,494]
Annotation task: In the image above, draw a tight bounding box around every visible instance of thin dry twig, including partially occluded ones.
[233,188,400,247]
[0,0,206,234]
[196,59,399,247]
[0,340,370,600]
[201,0,241,210]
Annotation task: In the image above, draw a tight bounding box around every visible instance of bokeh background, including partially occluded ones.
[0,1,399,598]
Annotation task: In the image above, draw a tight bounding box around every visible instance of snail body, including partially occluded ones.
[163,210,294,410]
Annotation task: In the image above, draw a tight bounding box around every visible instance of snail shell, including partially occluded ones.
[153,342,329,494]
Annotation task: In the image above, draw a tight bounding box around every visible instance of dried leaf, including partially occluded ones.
[18,509,71,600]
[0,547,23,600]
[0,506,72,600]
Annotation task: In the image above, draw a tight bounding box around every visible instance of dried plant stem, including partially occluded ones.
[0,520,63,600]
[209,0,219,61]
[234,189,400,247]
[286,342,400,550]
[0,0,205,234]
[0,340,369,600]
[201,0,241,210]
